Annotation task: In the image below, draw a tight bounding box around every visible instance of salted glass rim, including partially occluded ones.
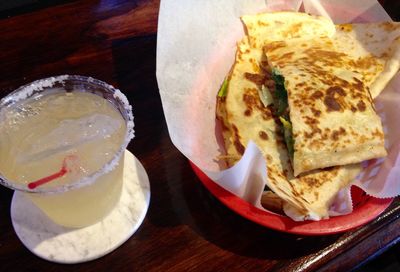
[0,75,134,194]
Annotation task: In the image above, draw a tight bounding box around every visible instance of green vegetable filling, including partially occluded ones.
[279,116,295,157]
[272,69,295,157]
[217,77,229,97]
[272,68,288,117]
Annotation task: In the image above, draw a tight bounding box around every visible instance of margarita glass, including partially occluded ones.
[0,75,134,228]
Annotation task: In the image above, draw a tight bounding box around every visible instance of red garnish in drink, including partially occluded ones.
[27,155,79,189]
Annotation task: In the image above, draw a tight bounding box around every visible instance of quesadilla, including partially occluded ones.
[240,12,397,176]
[216,11,398,220]
[262,38,387,176]
[217,37,361,221]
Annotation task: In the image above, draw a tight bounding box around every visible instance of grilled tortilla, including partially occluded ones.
[241,12,396,175]
[217,38,361,221]
[263,38,387,176]
[241,11,336,48]
[243,13,400,99]
[333,22,400,99]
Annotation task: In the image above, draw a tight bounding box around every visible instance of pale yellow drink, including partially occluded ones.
[0,76,133,228]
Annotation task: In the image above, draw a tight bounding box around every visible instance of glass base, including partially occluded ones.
[10,150,150,264]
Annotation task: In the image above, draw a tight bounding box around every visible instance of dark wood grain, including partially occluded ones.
[0,1,399,271]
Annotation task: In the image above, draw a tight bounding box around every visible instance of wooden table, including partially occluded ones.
[0,1,399,271]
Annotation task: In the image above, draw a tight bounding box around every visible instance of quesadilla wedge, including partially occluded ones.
[217,38,361,221]
[333,22,400,98]
[262,38,387,176]
[241,12,396,175]
[241,11,336,48]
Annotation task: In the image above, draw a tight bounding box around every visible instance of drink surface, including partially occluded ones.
[0,90,127,189]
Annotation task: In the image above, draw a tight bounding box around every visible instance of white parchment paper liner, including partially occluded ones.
[156,0,400,220]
